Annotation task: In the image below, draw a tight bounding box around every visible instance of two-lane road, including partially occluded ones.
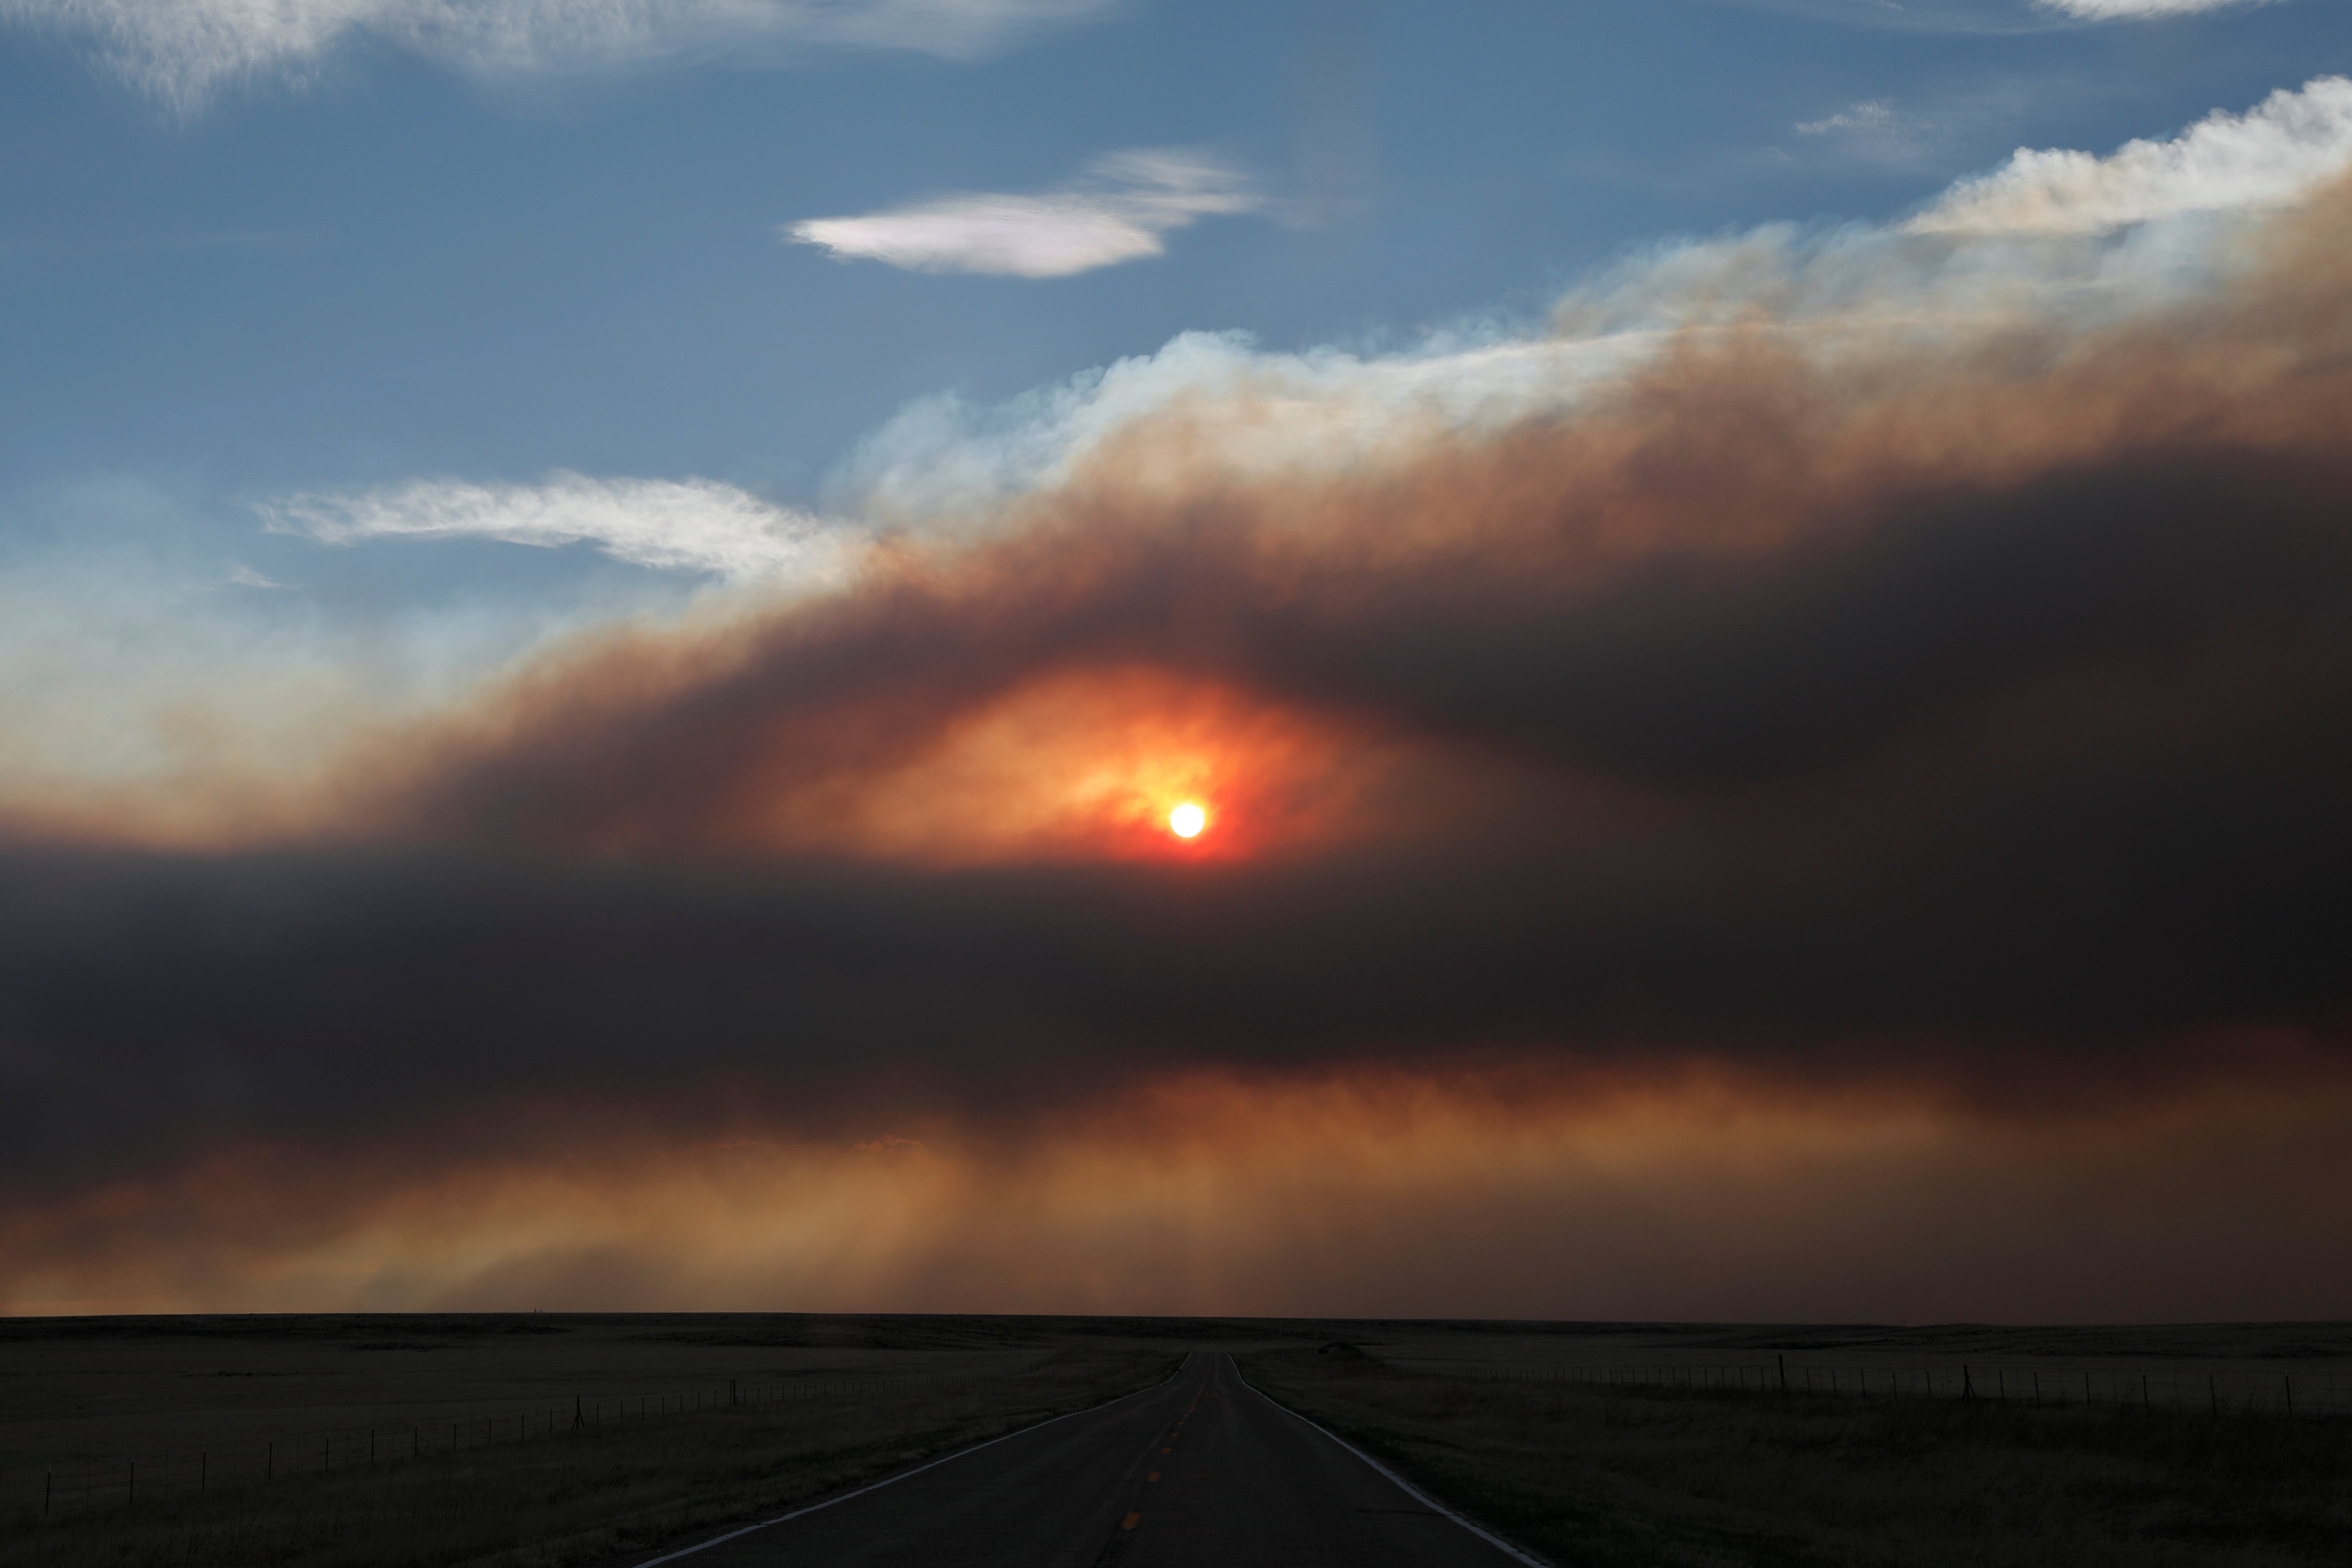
[646,1352,1538,1567]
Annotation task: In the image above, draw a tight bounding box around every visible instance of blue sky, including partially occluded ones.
[0,0,2345,699]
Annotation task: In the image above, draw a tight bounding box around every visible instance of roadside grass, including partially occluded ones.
[0,1342,1177,1568]
[1239,1344,2352,1568]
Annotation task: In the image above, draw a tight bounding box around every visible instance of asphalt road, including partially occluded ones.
[645,1352,1537,1568]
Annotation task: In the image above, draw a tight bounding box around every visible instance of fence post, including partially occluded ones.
[730,1379,738,1407]
[267,1443,273,1482]
[1776,1355,1786,1394]
[2284,1376,2294,1417]
[201,1452,207,1493]
[1963,1365,1974,1401]
[2209,1374,2219,1416]
[44,1468,51,1518]
[575,1396,583,1431]
[128,1459,135,1506]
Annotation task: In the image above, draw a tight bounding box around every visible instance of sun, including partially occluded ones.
[1168,801,1207,839]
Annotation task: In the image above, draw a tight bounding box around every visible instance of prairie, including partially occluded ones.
[1239,1320,2352,1567]
[4,1315,2346,1566]
[0,1313,1182,1568]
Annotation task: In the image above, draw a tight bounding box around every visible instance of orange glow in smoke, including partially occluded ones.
[724,667,1425,866]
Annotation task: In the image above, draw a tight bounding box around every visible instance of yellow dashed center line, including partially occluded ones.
[1131,1392,1191,1529]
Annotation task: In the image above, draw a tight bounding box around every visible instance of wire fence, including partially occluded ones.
[1440,1358,2352,1418]
[2,1370,987,1523]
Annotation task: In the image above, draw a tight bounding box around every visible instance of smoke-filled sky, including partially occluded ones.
[5,0,2352,1321]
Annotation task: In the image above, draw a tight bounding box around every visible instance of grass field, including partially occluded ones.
[0,1314,1184,1568]
[4,1314,2346,1567]
[1239,1321,2352,1567]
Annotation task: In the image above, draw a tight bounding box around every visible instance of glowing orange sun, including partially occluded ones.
[1168,802,1208,839]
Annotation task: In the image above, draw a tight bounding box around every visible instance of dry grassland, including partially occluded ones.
[0,1314,1182,1568]
[10,1315,2349,1568]
[1241,1322,2352,1568]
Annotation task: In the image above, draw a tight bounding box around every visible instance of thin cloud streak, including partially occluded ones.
[1714,0,2280,35]
[2040,0,2280,17]
[0,0,1113,111]
[1797,99,1899,136]
[264,472,857,586]
[788,149,1265,278]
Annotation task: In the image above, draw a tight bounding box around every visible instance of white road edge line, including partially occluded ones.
[1230,1355,1554,1568]
[631,1361,1189,1568]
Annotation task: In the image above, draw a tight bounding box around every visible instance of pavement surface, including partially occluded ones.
[645,1352,1537,1568]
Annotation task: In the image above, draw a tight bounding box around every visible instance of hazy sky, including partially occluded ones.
[4,0,2352,1320]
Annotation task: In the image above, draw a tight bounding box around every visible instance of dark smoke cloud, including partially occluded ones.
[5,177,2352,1313]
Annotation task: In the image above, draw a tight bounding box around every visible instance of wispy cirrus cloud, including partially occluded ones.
[1911,74,2352,233]
[0,0,1111,112]
[263,472,851,585]
[786,148,1264,278]
[1797,99,1901,137]
[1791,97,1948,166]
[2039,0,2281,17]
[1723,0,2284,34]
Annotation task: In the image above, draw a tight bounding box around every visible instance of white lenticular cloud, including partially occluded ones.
[1911,75,2352,235]
[264,473,853,585]
[788,148,1264,278]
[0,0,1110,111]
